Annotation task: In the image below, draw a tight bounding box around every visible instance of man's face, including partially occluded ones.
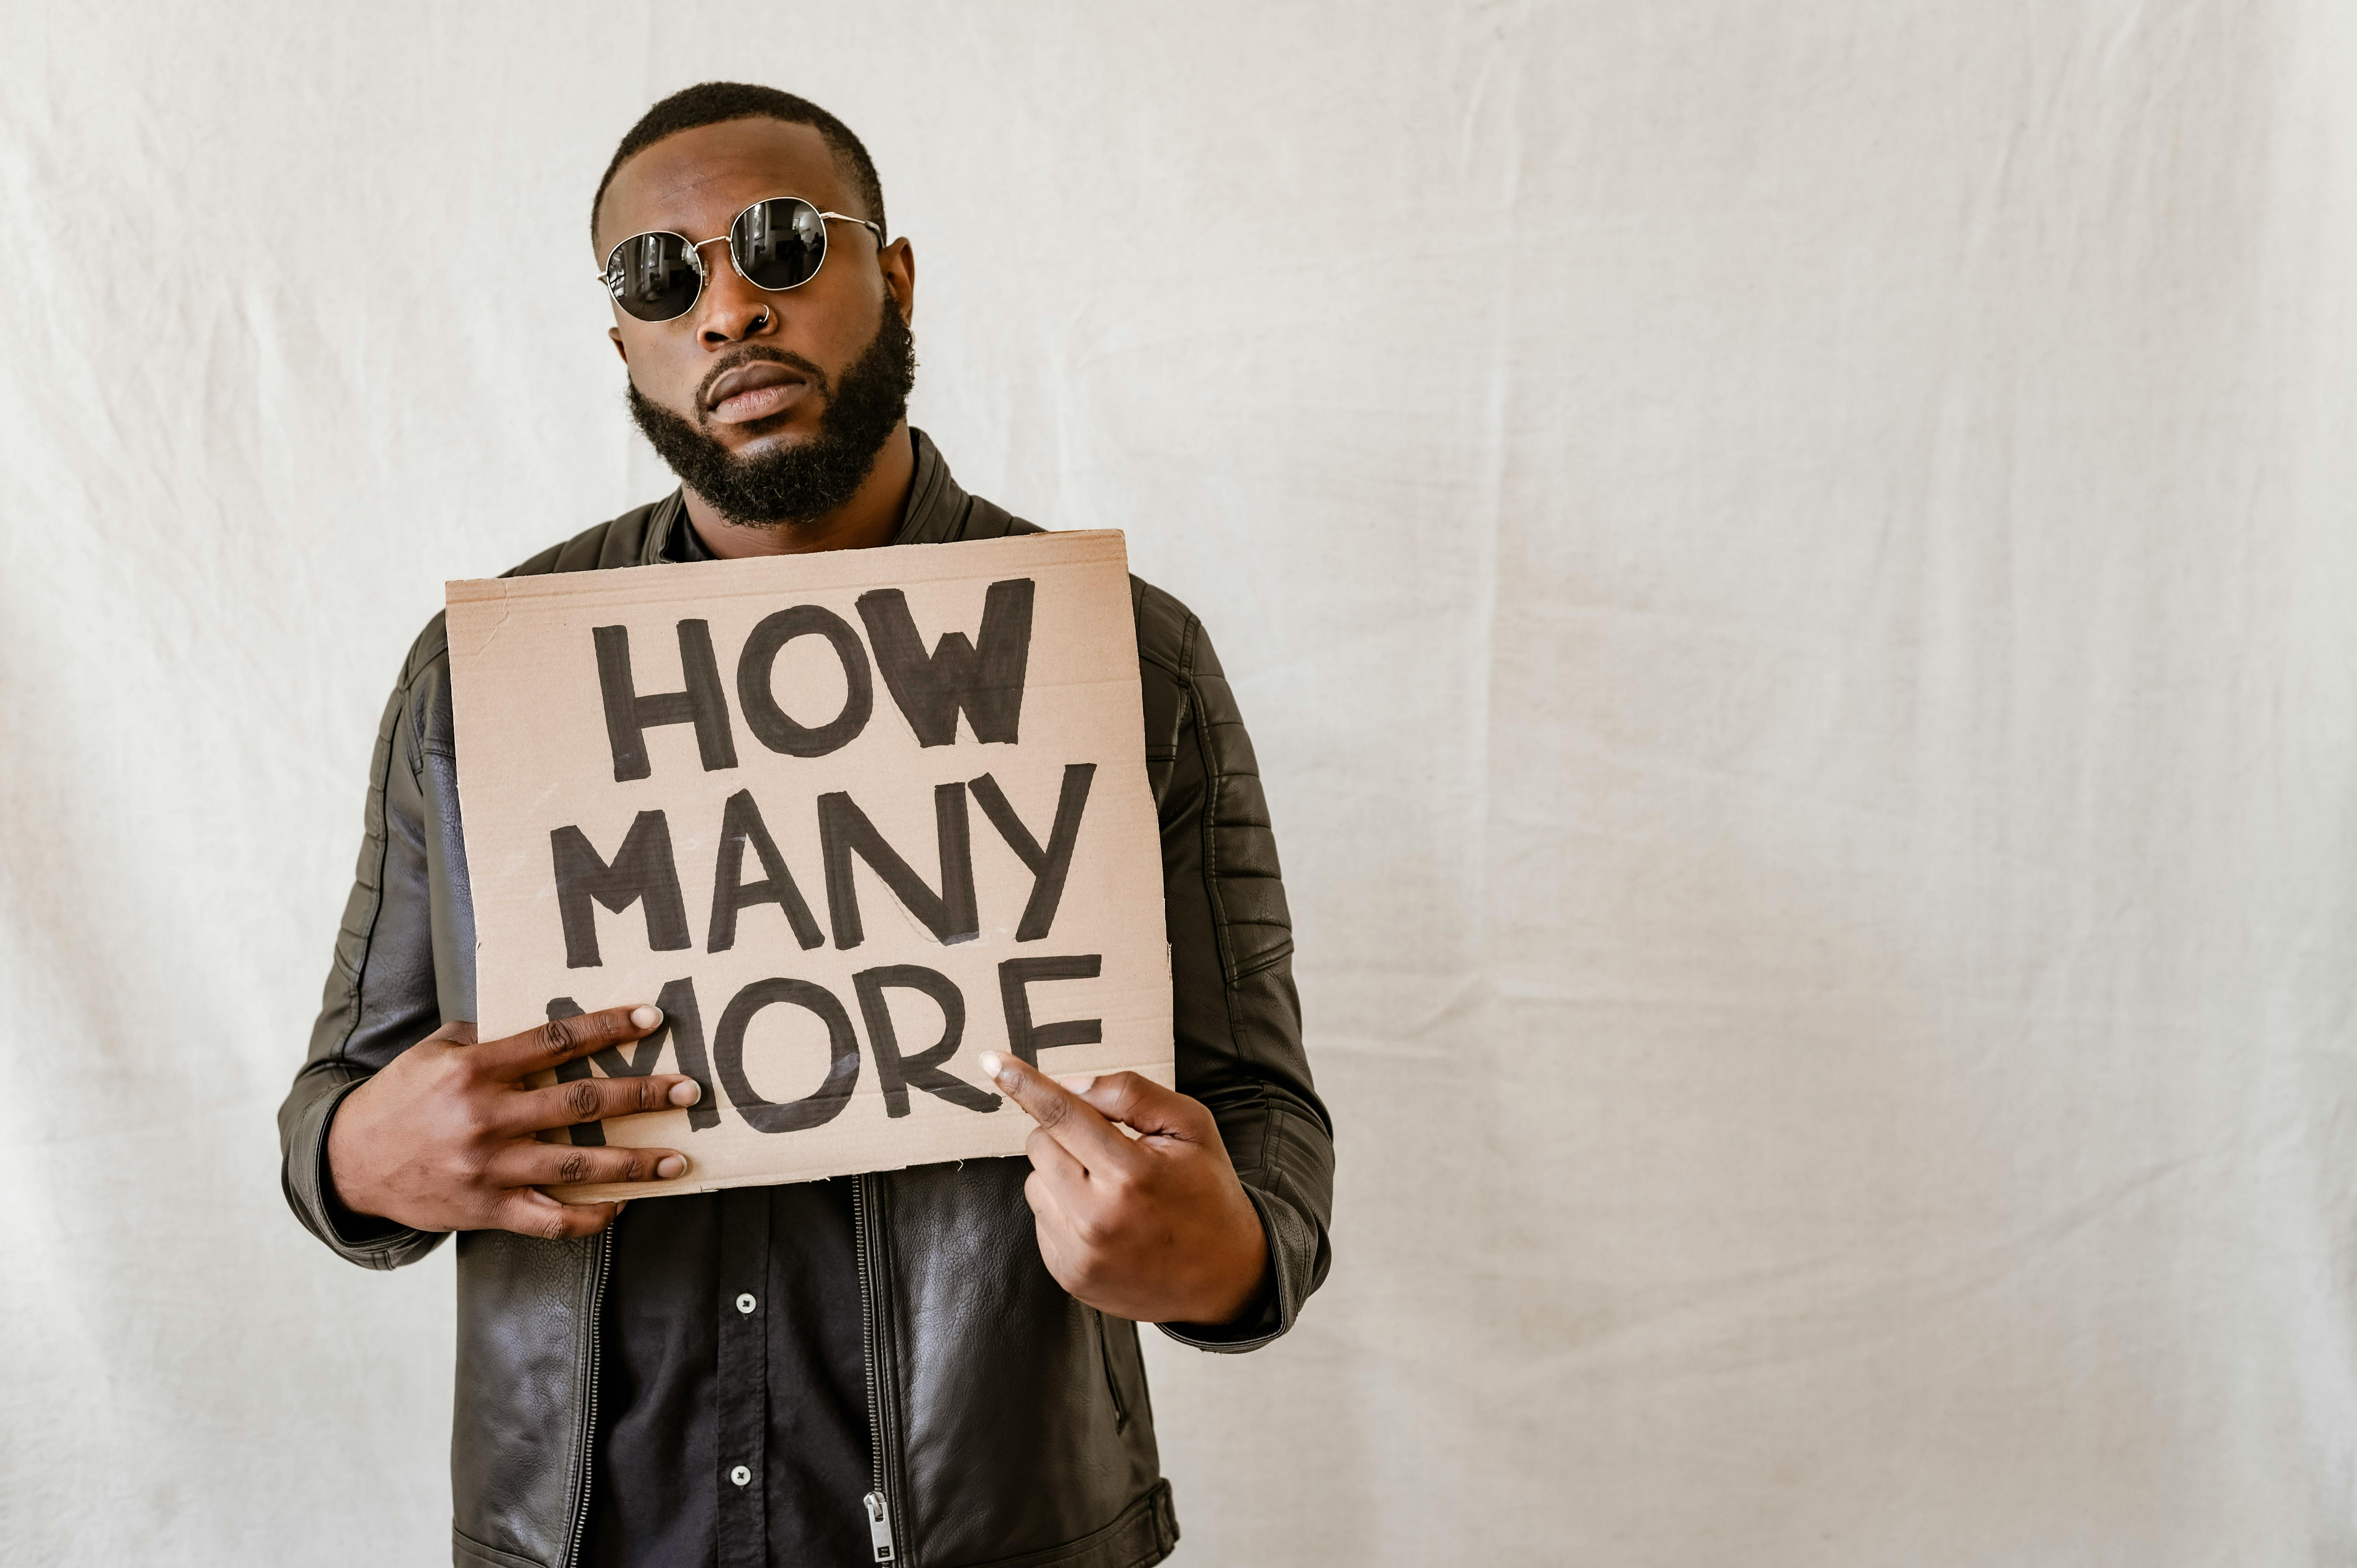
[595,118,916,524]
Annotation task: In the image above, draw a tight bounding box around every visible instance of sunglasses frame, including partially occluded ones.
[601,196,887,322]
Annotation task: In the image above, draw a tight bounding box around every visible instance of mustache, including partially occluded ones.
[694,344,829,417]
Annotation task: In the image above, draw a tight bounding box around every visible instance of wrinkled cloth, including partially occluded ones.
[9,3,2357,1564]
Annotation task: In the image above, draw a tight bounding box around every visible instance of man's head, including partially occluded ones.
[593,83,915,530]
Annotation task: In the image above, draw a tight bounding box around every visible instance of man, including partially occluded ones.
[276,81,1332,1568]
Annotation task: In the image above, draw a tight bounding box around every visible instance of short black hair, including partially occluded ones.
[592,81,887,244]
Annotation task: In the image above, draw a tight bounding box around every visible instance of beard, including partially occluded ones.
[627,299,917,528]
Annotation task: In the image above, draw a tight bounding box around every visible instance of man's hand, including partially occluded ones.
[980,1051,1272,1327]
[325,1005,699,1241]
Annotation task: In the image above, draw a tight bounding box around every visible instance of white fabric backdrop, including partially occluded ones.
[6,2,2357,1562]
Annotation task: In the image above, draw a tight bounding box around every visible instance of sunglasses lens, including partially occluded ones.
[605,233,702,321]
[731,198,828,290]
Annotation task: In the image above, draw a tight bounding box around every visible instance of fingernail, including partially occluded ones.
[631,1005,664,1030]
[656,1155,685,1179]
[668,1080,701,1107]
[1057,1074,1096,1095]
[978,1050,1010,1083]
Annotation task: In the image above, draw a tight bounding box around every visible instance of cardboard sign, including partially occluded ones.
[445,530,1171,1201]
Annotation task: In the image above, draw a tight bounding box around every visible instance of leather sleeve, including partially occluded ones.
[275,622,456,1271]
[1134,584,1335,1351]
[276,512,640,1271]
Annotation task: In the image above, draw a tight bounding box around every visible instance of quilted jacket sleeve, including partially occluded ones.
[1134,582,1336,1350]
[277,512,642,1269]
[275,621,456,1271]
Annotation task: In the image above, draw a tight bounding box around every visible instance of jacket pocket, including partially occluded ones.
[965,1479,1178,1568]
[1090,1308,1130,1433]
[451,1524,549,1568]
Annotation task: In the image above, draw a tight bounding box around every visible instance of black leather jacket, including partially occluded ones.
[276,434,1335,1568]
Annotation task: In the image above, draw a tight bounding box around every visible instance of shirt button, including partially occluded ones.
[730,1464,751,1487]
[736,1293,757,1314]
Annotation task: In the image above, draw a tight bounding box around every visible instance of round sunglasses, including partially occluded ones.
[602,196,885,323]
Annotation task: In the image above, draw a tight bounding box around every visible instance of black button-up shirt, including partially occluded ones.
[583,483,879,1568]
[583,1183,873,1566]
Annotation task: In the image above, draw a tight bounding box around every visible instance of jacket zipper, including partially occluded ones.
[561,1228,615,1568]
[852,1174,899,1564]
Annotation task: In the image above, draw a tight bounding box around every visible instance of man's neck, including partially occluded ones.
[681,422,916,559]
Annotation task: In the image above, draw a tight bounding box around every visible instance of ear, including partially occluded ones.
[882,236,916,324]
[608,325,627,363]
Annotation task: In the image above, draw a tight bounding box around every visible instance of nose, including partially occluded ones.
[695,243,779,348]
